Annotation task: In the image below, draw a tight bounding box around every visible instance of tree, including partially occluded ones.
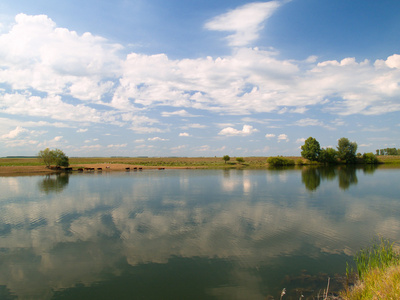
[38,148,69,168]
[236,157,244,164]
[53,149,69,167]
[363,152,379,164]
[38,148,55,168]
[337,137,357,163]
[301,137,321,162]
[223,155,230,164]
[319,147,338,164]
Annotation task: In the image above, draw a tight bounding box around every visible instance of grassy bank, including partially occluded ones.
[341,238,400,299]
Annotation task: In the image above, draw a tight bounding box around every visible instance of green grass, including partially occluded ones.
[342,238,400,299]
[0,158,43,166]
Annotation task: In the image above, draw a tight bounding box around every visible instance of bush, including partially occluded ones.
[362,152,379,164]
[267,156,295,166]
[236,157,244,164]
[319,147,338,164]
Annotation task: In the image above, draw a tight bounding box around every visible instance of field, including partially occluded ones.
[1,156,399,175]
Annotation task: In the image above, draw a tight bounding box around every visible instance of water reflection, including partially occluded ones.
[38,173,70,194]
[0,167,398,299]
[301,165,378,191]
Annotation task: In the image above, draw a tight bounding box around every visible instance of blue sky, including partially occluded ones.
[1,0,400,157]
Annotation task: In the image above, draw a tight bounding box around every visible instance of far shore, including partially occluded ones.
[1,155,400,176]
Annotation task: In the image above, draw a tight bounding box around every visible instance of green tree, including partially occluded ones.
[319,147,338,164]
[301,137,321,162]
[38,148,55,168]
[363,152,379,164]
[236,157,244,164]
[223,155,230,164]
[38,148,69,168]
[337,137,357,164]
[53,148,69,167]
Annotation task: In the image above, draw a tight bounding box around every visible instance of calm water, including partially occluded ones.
[1,166,400,299]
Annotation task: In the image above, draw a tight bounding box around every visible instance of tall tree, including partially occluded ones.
[337,137,357,163]
[301,137,321,162]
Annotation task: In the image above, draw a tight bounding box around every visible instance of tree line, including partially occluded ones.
[376,148,400,156]
[301,137,379,164]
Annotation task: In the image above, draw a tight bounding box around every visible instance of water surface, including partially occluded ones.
[1,166,399,299]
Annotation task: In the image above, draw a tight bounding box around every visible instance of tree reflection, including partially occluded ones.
[301,167,321,191]
[300,166,373,191]
[337,166,358,190]
[38,173,70,194]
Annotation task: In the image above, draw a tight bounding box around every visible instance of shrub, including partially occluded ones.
[267,156,295,166]
[236,157,244,164]
[362,152,379,164]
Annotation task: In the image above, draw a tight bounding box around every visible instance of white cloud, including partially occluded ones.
[293,118,324,127]
[161,110,199,117]
[265,133,275,139]
[1,126,28,139]
[171,145,187,151]
[296,138,306,144]
[77,128,88,133]
[277,134,289,142]
[148,137,169,141]
[0,14,122,98]
[107,144,127,148]
[205,1,282,46]
[53,136,63,142]
[219,125,258,136]
[179,132,190,137]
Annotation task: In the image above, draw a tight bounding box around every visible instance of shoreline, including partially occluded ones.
[0,163,208,176]
[1,155,399,176]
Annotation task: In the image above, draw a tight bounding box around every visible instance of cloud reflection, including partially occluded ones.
[0,168,399,298]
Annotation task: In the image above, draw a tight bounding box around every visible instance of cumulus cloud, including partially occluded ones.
[1,126,28,139]
[179,132,190,137]
[205,1,282,46]
[77,128,88,133]
[219,125,258,136]
[265,133,276,139]
[1,8,400,155]
[0,14,121,96]
[277,134,289,142]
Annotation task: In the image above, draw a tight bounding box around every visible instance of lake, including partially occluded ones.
[1,166,399,299]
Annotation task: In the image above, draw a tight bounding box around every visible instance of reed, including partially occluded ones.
[354,237,399,280]
[342,238,400,300]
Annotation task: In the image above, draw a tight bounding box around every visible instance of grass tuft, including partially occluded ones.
[342,238,400,300]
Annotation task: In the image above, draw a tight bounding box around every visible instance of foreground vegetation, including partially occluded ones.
[341,238,400,300]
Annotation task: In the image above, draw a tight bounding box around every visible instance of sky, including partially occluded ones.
[1,0,400,157]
